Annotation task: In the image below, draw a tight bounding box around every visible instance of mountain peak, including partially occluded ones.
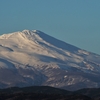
[32,30,40,33]
[22,29,41,34]
[0,29,79,52]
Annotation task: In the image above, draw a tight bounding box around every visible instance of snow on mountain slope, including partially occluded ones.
[0,30,100,90]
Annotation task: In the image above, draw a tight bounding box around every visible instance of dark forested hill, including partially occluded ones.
[1,86,100,100]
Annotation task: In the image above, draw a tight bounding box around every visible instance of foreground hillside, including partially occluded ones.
[0,86,100,99]
[0,93,92,100]
[0,86,93,100]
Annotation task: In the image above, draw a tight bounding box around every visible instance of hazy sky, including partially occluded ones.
[0,0,100,54]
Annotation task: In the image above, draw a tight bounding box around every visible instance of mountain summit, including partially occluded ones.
[0,30,100,90]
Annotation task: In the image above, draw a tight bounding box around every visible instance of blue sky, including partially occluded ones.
[0,0,100,54]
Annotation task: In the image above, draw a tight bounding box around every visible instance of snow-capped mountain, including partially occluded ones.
[0,30,100,90]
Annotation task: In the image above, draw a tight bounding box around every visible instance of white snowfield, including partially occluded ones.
[0,30,100,90]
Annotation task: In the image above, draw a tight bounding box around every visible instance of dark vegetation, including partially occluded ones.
[0,86,100,100]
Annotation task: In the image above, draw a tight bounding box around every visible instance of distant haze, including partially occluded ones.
[0,0,100,54]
